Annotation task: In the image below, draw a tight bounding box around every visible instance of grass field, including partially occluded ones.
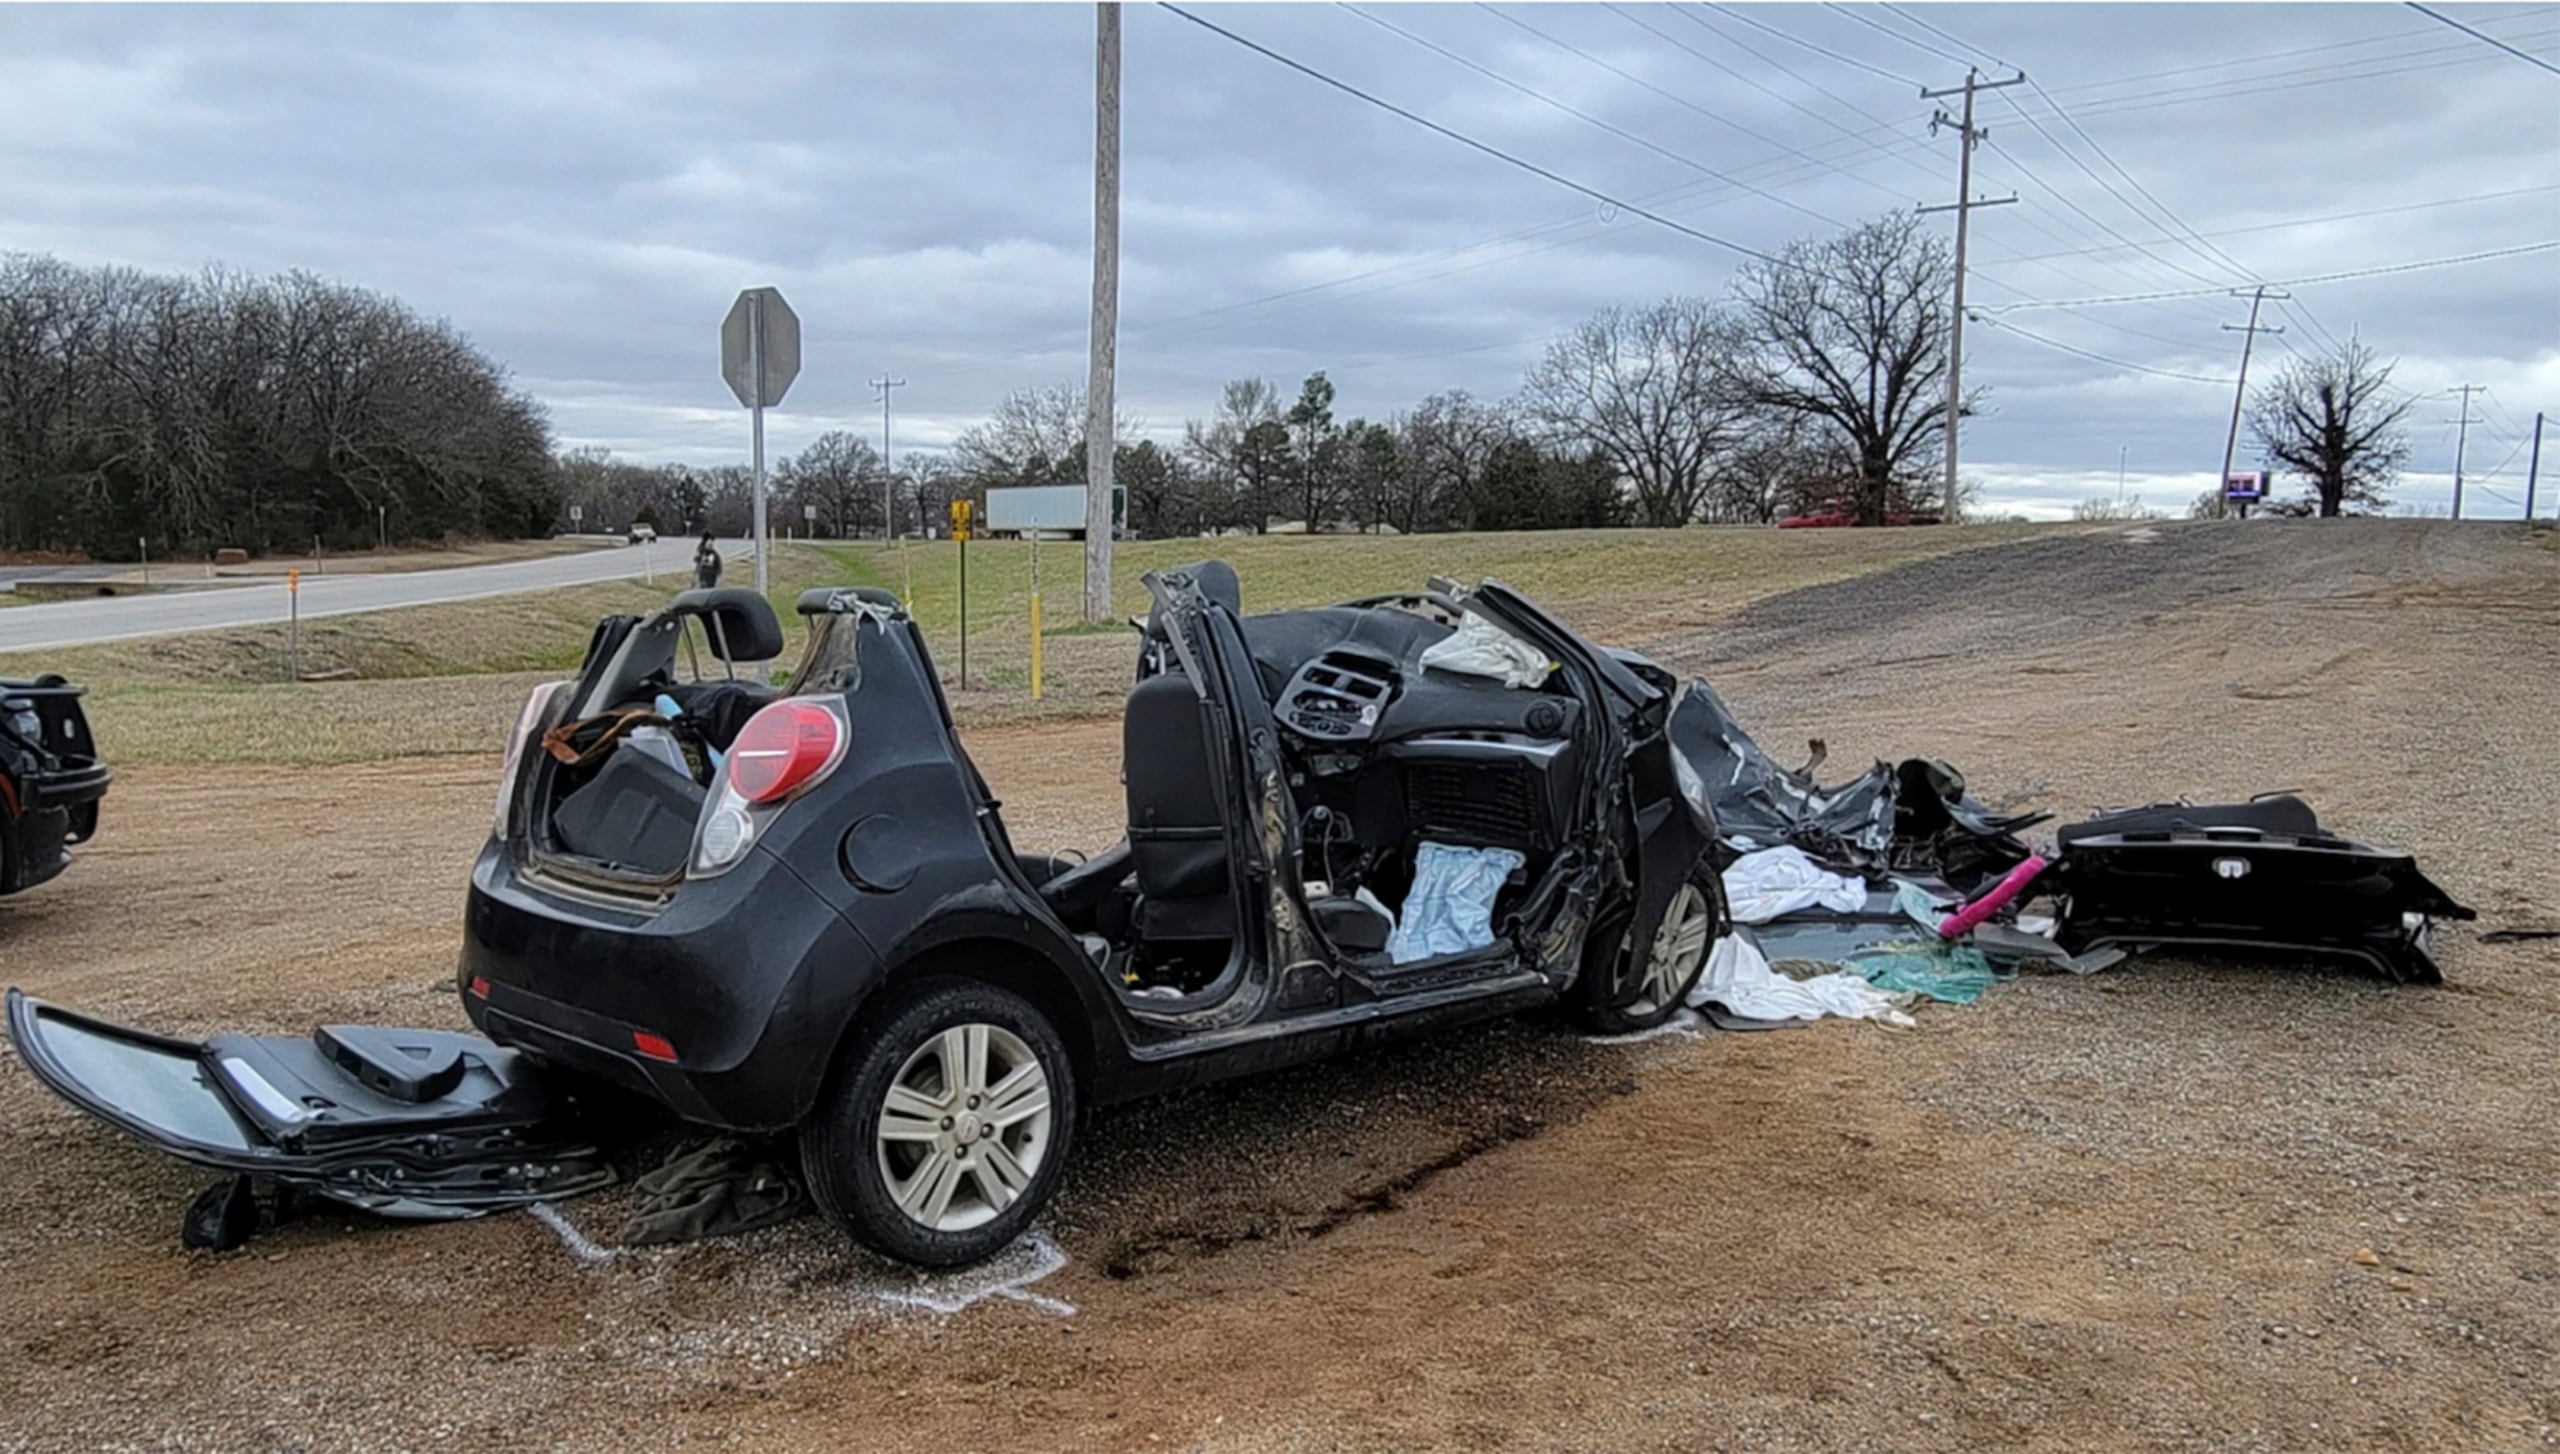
[3,525,2076,766]
[0,545,855,767]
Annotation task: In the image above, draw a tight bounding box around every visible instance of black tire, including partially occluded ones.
[799,977,1078,1268]
[1574,859,1723,1035]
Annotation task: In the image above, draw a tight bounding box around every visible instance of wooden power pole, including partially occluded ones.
[1921,67,2021,525]
[1084,2,1121,623]
[2217,285,2285,517]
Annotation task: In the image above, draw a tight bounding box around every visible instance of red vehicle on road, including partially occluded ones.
[1776,500,1940,529]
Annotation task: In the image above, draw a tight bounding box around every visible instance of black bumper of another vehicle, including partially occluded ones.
[3,762,108,895]
[457,839,879,1132]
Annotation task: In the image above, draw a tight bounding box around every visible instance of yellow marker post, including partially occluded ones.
[286,568,301,683]
[949,499,973,689]
[1029,528,1044,701]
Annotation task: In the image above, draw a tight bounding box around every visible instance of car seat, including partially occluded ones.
[1123,670,1234,942]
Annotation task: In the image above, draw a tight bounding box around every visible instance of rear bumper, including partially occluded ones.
[3,763,107,894]
[457,839,878,1132]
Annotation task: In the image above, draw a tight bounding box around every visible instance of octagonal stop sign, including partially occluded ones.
[721,287,800,409]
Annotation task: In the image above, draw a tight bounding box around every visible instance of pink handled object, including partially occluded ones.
[1937,855,2049,940]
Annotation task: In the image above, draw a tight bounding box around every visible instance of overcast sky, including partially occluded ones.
[3,2,2554,519]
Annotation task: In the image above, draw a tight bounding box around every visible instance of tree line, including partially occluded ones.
[933,210,1971,535]
[9,207,2426,559]
[0,254,555,558]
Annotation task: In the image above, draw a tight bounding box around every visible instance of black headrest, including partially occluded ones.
[669,587,786,661]
[1188,560,1242,615]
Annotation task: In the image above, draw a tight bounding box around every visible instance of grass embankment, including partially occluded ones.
[820,524,2075,717]
[5,526,2074,767]
[0,544,854,768]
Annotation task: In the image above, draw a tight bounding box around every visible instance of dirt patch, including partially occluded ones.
[2,519,2556,1452]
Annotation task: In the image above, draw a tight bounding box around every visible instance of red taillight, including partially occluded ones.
[632,1030,678,1062]
[726,700,845,804]
[466,976,491,999]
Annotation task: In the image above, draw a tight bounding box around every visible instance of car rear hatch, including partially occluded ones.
[5,989,612,1218]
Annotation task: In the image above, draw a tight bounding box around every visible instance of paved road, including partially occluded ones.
[0,538,754,654]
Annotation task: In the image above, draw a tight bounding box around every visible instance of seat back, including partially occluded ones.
[1124,671,1233,939]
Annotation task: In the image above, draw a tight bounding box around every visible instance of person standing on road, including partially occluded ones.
[693,532,722,591]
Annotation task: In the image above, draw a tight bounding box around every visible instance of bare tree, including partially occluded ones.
[1733,212,1966,526]
[1182,377,1286,531]
[949,383,1132,491]
[1521,297,1742,528]
[1393,391,1514,533]
[2247,340,2413,517]
[778,431,886,537]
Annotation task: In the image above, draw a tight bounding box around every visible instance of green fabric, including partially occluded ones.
[618,1136,809,1247]
[1843,938,2001,1005]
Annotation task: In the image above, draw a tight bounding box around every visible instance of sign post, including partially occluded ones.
[950,499,973,689]
[138,537,149,587]
[722,287,801,595]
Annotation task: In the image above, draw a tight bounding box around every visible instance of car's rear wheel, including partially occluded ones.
[799,978,1076,1267]
[1576,863,1721,1034]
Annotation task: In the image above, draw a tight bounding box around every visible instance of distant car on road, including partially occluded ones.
[626,524,658,545]
[2,674,109,904]
[1776,500,1940,529]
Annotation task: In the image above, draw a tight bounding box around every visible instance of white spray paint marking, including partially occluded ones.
[859,1231,1076,1318]
[528,1198,1077,1321]
[1585,1008,1707,1046]
[528,1202,618,1265]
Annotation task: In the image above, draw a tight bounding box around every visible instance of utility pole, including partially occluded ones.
[1920,67,2022,526]
[2527,410,2544,520]
[2448,383,2480,519]
[2217,285,2285,518]
[1084,2,1122,623]
[870,374,906,541]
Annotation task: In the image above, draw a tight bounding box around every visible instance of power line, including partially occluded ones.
[1607,1,1931,183]
[1984,239,2560,310]
[1482,3,1944,200]
[2042,7,2560,99]
[1340,4,1855,230]
[1990,183,2560,265]
[1982,135,2228,290]
[2404,1,2560,74]
[1881,2,2016,70]
[1824,2,1975,69]
[1696,3,1920,87]
[2020,77,2260,285]
[1967,313,2235,385]
[1155,3,1784,264]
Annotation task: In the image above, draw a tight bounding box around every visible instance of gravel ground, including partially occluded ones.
[1,517,2554,1452]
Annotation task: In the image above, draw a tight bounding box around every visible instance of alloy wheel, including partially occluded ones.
[873,1023,1054,1233]
[1627,881,1714,1016]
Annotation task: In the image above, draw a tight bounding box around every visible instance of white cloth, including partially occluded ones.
[1418,611,1551,688]
[1721,845,1868,925]
[1688,932,1915,1028]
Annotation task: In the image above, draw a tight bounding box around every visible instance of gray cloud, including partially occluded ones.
[2,2,2553,517]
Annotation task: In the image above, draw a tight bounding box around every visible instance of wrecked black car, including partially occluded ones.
[433,566,1727,1264]
[2,673,109,903]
